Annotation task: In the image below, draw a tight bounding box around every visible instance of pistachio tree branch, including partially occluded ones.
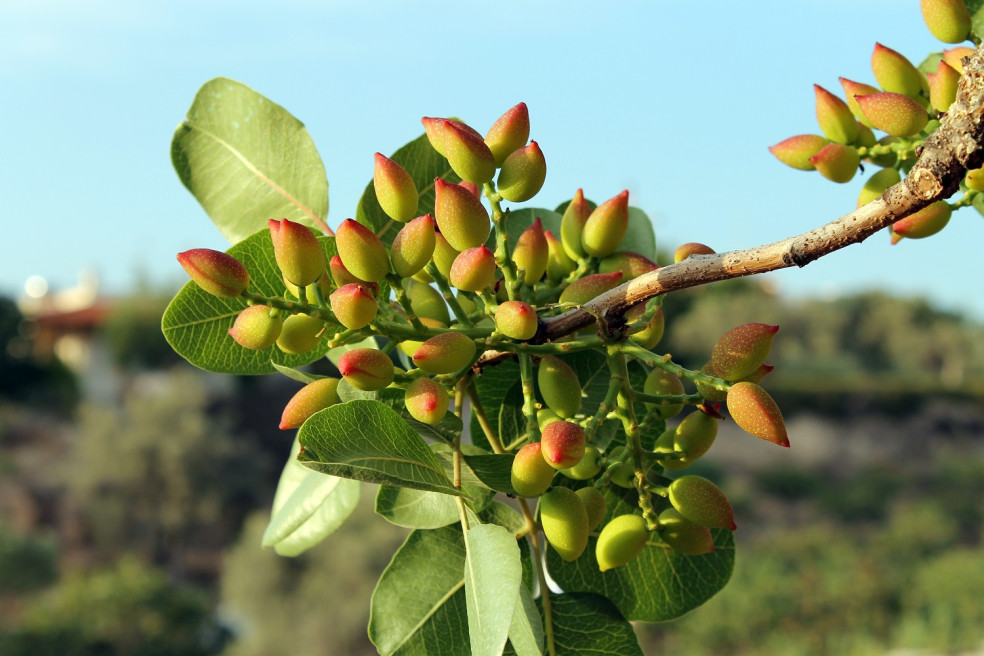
[540,43,984,341]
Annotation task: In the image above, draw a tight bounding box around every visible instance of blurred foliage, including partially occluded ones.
[101,286,183,370]
[0,296,78,411]
[0,522,57,593]
[219,496,408,656]
[0,557,227,656]
[64,371,269,566]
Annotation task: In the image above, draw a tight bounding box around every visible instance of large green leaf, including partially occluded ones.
[470,359,522,450]
[967,0,984,41]
[161,231,337,374]
[507,586,545,656]
[463,453,517,496]
[298,400,461,495]
[501,208,563,246]
[355,133,462,246]
[369,526,470,656]
[172,77,330,245]
[543,592,643,656]
[546,486,734,622]
[464,524,523,656]
[624,207,657,262]
[261,438,361,556]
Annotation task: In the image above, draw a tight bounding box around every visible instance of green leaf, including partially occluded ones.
[624,207,657,262]
[501,208,563,247]
[161,231,338,374]
[298,400,461,495]
[546,486,734,622]
[507,586,545,656]
[171,77,329,245]
[918,51,945,77]
[967,0,984,41]
[272,363,324,384]
[369,525,470,656]
[261,438,361,556]
[542,592,643,656]
[356,133,462,247]
[463,453,517,496]
[470,359,521,450]
[336,379,463,445]
[374,486,461,530]
[464,524,523,656]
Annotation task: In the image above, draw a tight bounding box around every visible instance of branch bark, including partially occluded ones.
[540,43,984,341]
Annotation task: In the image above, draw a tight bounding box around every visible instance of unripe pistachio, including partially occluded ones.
[537,408,562,430]
[869,135,902,168]
[540,487,589,562]
[657,508,714,555]
[668,475,736,531]
[495,300,538,340]
[711,323,779,381]
[809,143,860,183]
[511,442,555,497]
[839,77,881,128]
[284,272,332,304]
[965,166,984,191]
[544,230,576,281]
[449,245,495,292]
[412,331,477,374]
[513,218,549,285]
[726,382,789,447]
[538,355,582,419]
[430,231,460,279]
[607,447,636,489]
[560,188,593,260]
[854,122,877,148]
[177,249,249,298]
[330,283,377,330]
[943,46,974,74]
[673,242,715,263]
[891,201,952,242]
[928,60,961,113]
[396,317,446,357]
[596,514,649,572]
[497,141,546,202]
[268,218,327,287]
[404,377,449,424]
[626,304,664,349]
[581,190,629,257]
[422,118,495,184]
[540,420,587,470]
[576,486,606,530]
[433,178,491,251]
[485,102,531,166]
[229,305,282,350]
[558,271,623,305]
[921,0,972,43]
[337,348,395,391]
[422,117,483,157]
[857,168,902,208]
[276,313,325,355]
[280,378,340,430]
[695,362,728,402]
[391,215,436,279]
[768,134,830,171]
[661,410,718,471]
[329,255,377,294]
[404,280,451,324]
[738,363,774,385]
[336,219,389,283]
[814,84,859,145]
[871,43,926,99]
[857,92,929,138]
[561,445,602,481]
[599,251,658,279]
[458,181,481,198]
[643,369,685,418]
[373,152,418,223]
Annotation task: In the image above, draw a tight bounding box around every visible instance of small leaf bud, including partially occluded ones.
[177,248,249,298]
[581,190,629,257]
[280,378,340,430]
[373,152,418,223]
[268,218,327,287]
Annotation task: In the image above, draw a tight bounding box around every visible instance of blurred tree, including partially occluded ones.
[101,285,183,371]
[0,521,57,594]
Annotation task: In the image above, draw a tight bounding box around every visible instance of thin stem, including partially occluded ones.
[465,378,506,454]
[424,263,473,326]
[484,183,521,301]
[518,499,556,656]
[242,290,338,323]
[519,352,539,446]
[623,345,731,393]
[389,275,426,331]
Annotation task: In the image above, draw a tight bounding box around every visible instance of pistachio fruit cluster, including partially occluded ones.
[176,101,790,575]
[770,0,978,244]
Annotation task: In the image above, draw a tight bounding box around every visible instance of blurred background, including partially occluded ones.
[2,1,984,654]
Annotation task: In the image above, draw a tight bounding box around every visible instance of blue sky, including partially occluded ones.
[3,0,982,319]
